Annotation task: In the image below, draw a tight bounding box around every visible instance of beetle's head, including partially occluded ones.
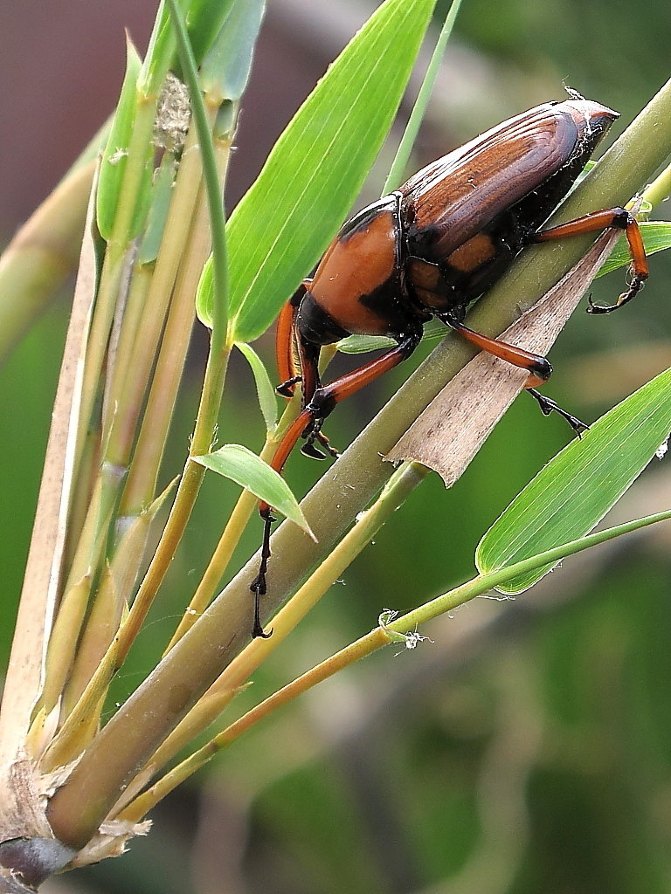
[564,99,619,145]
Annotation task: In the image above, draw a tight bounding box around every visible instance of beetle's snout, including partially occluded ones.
[566,99,619,139]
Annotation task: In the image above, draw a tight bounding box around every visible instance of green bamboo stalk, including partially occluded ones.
[120,129,233,514]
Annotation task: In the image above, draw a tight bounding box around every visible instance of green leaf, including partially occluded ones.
[236,342,278,433]
[487,509,671,593]
[138,154,177,264]
[197,0,437,337]
[596,221,671,278]
[200,0,266,102]
[138,0,186,97]
[337,319,447,355]
[184,0,236,66]
[476,367,671,593]
[97,39,145,240]
[337,333,398,355]
[193,444,313,535]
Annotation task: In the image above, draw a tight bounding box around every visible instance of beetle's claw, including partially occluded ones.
[586,293,617,314]
[252,620,273,639]
[528,388,589,438]
[566,415,590,438]
[587,274,646,315]
[301,440,326,460]
[316,431,340,459]
[276,374,302,397]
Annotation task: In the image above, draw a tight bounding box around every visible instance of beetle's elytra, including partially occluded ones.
[250,97,650,638]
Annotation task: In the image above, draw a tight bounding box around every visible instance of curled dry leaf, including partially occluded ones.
[386,230,621,485]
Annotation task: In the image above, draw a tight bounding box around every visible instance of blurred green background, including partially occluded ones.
[1,1,671,892]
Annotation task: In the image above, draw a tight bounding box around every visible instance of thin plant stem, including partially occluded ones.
[383,0,462,194]
[166,0,228,344]
[120,506,671,821]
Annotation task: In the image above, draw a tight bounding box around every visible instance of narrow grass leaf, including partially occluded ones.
[193,444,313,535]
[167,0,229,334]
[97,39,144,240]
[236,343,278,432]
[207,0,436,341]
[138,155,177,264]
[476,366,671,593]
[183,0,235,66]
[200,0,266,100]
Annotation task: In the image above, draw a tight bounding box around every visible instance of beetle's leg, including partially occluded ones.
[533,207,648,314]
[444,315,588,435]
[305,427,340,460]
[250,327,323,637]
[250,408,316,637]
[249,329,422,637]
[526,388,589,435]
[306,328,424,421]
[276,280,312,396]
[295,334,328,459]
[279,317,327,456]
[268,329,422,474]
[443,315,552,383]
[250,506,275,638]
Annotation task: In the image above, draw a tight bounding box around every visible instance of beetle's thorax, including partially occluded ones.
[298,192,426,344]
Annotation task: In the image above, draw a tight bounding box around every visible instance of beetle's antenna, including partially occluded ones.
[563,84,585,101]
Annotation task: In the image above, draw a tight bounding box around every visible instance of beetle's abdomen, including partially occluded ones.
[406,225,518,311]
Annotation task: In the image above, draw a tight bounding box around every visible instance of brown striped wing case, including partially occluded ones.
[401,100,617,264]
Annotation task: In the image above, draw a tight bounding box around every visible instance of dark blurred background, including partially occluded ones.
[2,2,671,893]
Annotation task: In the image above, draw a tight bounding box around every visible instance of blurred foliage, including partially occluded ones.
[0,304,68,660]
[2,0,671,892]
[441,0,669,115]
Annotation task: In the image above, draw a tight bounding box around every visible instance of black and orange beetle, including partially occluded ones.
[250,97,649,638]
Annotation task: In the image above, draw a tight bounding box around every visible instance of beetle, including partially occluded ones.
[250,97,649,638]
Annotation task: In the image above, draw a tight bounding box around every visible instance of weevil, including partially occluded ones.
[250,97,649,638]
